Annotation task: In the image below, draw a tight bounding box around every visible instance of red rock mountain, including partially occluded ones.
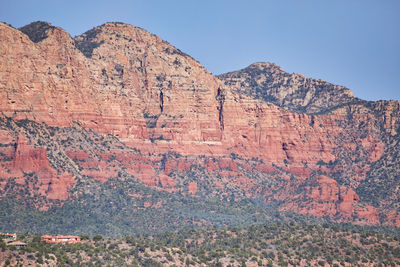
[0,21,399,232]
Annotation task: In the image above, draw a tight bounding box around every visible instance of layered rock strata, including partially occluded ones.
[0,21,399,227]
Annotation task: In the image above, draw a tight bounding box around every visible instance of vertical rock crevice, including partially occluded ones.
[160,90,164,113]
[216,87,225,130]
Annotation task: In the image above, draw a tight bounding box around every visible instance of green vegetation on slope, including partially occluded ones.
[1,222,400,266]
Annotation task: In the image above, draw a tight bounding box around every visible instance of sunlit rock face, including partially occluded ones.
[0,21,399,226]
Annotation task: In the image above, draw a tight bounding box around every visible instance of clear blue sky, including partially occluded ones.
[1,0,399,101]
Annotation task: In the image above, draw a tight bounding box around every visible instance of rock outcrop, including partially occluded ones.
[0,133,75,202]
[218,62,358,114]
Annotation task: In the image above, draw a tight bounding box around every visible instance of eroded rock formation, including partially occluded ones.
[0,21,399,229]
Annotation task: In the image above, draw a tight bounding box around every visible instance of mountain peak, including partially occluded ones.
[218,62,356,114]
[249,62,283,70]
[73,22,153,58]
[19,21,57,43]
[73,21,196,64]
[77,21,144,39]
[99,21,135,29]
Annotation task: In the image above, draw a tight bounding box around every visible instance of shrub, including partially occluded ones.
[93,235,103,241]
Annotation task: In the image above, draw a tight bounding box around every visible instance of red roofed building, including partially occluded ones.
[7,241,27,247]
[0,233,17,240]
[41,235,81,244]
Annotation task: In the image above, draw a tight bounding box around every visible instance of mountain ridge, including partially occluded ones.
[218,62,361,114]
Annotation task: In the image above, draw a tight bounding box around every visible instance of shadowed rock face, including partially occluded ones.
[0,21,400,231]
[19,21,57,43]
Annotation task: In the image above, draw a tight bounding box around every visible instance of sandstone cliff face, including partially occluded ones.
[0,21,399,229]
[0,131,75,203]
[0,21,228,156]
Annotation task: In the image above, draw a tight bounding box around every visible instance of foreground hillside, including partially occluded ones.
[0,21,400,234]
[1,223,399,266]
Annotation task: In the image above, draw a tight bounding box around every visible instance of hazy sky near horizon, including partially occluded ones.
[1,0,399,101]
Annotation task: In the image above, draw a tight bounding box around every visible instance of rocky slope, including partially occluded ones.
[0,21,399,234]
[218,62,359,114]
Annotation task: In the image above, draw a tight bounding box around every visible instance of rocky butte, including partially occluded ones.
[0,21,399,234]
